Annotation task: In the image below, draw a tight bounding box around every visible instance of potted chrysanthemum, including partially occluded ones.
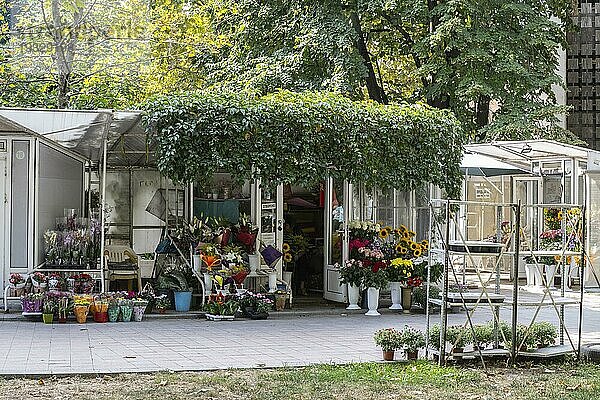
[373,328,402,361]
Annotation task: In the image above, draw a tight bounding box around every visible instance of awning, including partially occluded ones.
[461,152,531,177]
[465,140,597,168]
[0,108,152,167]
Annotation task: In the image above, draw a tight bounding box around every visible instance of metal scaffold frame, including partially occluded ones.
[425,199,586,368]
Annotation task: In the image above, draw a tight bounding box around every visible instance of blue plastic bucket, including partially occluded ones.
[174,291,192,312]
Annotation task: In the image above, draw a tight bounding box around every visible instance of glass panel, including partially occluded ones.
[329,179,344,265]
[395,190,411,227]
[587,174,600,286]
[543,175,563,204]
[375,188,394,227]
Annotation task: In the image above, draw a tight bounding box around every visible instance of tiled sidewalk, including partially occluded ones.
[0,291,599,376]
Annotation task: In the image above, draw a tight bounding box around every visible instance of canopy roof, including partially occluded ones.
[461,152,530,177]
[0,108,149,167]
[465,140,597,171]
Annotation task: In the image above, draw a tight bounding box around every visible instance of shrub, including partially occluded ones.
[373,328,402,351]
[398,325,426,352]
[532,321,557,348]
[472,323,494,349]
[447,325,470,348]
[428,324,441,350]
[412,285,441,308]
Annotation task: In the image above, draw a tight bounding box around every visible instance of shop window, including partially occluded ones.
[193,173,251,224]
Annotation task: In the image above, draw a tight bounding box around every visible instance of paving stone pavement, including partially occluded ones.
[1,290,599,376]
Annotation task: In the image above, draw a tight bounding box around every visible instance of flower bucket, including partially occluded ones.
[248,254,260,274]
[401,286,412,314]
[133,305,146,322]
[346,283,361,310]
[74,306,89,323]
[108,306,120,322]
[192,255,202,273]
[93,311,108,323]
[42,314,54,324]
[120,305,133,322]
[275,294,286,311]
[12,283,26,297]
[22,299,43,313]
[389,282,402,310]
[383,350,395,361]
[174,291,192,312]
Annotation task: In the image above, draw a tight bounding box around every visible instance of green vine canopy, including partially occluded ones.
[142,90,466,197]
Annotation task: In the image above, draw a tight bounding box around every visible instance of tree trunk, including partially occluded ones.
[476,95,491,128]
[349,10,388,104]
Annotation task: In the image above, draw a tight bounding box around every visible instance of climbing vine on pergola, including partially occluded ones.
[142,90,467,197]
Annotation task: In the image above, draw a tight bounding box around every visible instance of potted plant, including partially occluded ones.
[472,323,493,351]
[447,325,470,358]
[398,325,425,360]
[42,299,56,324]
[9,273,27,296]
[21,293,44,313]
[158,270,193,312]
[337,258,363,310]
[204,295,239,321]
[92,295,109,323]
[428,324,441,352]
[107,295,119,322]
[73,296,91,323]
[373,328,402,361]
[133,298,149,321]
[154,295,170,314]
[31,272,48,292]
[47,273,63,291]
[57,296,72,323]
[119,298,134,322]
[532,321,557,348]
[237,291,272,319]
[504,324,536,351]
[273,289,288,311]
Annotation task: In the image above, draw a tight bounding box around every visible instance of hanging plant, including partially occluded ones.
[142,90,466,197]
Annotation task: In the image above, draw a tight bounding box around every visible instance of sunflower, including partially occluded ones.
[553,255,562,263]
[399,247,408,255]
[282,243,291,252]
[284,252,293,263]
[399,225,408,233]
[421,240,429,247]
[413,249,422,258]
[379,229,389,239]
[395,243,403,253]
[403,232,410,240]
[385,226,393,233]
[409,242,418,250]
[409,230,416,237]
[557,211,563,220]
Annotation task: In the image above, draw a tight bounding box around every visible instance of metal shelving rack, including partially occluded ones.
[425,199,586,367]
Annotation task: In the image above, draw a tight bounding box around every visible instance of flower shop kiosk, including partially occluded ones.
[0,110,89,293]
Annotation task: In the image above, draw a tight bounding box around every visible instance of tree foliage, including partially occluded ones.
[142,90,466,197]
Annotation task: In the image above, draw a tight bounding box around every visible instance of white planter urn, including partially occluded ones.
[248,254,260,275]
[268,271,278,292]
[545,264,557,288]
[203,272,213,295]
[533,264,543,287]
[524,264,536,286]
[192,255,202,273]
[389,281,402,310]
[365,287,380,316]
[346,283,361,310]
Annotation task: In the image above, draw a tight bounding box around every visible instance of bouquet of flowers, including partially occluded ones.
[336,259,364,287]
[348,220,380,240]
[9,273,26,287]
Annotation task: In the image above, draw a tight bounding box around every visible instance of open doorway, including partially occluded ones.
[282,183,326,304]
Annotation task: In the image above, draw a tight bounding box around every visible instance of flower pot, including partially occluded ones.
[133,305,146,322]
[365,287,380,316]
[203,273,213,295]
[108,306,120,322]
[58,316,67,324]
[74,306,89,324]
[173,291,192,312]
[346,283,361,310]
[120,305,133,322]
[268,272,277,292]
[545,264,557,288]
[401,286,412,314]
[22,299,43,313]
[42,313,54,324]
[192,254,202,273]
[406,350,418,361]
[525,264,535,286]
[156,308,167,314]
[48,278,60,291]
[275,294,286,311]
[451,347,464,360]
[389,282,402,310]
[248,254,260,274]
[93,311,108,323]
[382,350,395,361]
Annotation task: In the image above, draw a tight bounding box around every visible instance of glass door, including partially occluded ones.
[252,181,284,278]
[323,177,348,302]
[0,155,5,290]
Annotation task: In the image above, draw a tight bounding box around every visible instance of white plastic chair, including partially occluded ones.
[104,245,142,292]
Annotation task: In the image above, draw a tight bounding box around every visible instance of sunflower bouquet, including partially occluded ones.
[282,234,309,270]
[391,225,428,260]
